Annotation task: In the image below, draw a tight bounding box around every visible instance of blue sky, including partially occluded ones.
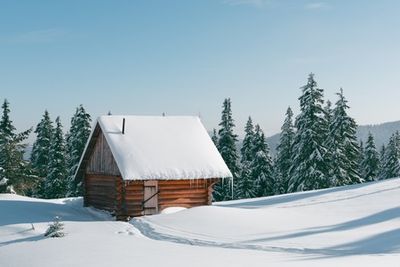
[1,0,400,142]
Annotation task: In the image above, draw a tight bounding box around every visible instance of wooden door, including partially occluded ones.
[143,180,159,215]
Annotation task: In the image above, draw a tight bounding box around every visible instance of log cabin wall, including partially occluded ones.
[84,130,122,212]
[121,181,145,218]
[118,179,218,219]
[85,174,122,212]
[86,131,120,176]
[157,179,217,211]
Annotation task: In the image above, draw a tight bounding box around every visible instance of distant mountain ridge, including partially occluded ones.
[266,120,400,155]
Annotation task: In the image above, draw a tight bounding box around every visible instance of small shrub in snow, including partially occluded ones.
[44,216,65,238]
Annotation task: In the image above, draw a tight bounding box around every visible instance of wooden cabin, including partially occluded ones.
[74,115,232,220]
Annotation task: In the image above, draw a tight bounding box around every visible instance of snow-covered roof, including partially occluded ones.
[93,115,232,180]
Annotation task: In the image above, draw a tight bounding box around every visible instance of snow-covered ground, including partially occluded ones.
[1,179,399,267]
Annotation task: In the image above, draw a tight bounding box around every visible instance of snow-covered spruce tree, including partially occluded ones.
[214,98,240,201]
[358,140,365,179]
[288,74,329,192]
[0,99,32,193]
[236,117,256,199]
[378,144,386,179]
[236,163,256,199]
[241,117,255,163]
[66,105,91,196]
[381,132,400,179]
[31,110,53,196]
[327,88,361,186]
[0,167,7,193]
[211,128,218,146]
[361,133,380,181]
[322,100,334,181]
[45,117,67,198]
[44,216,65,238]
[251,125,274,197]
[275,107,295,194]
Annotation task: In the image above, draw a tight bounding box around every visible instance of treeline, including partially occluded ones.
[0,100,91,198]
[213,73,400,201]
[1,73,399,200]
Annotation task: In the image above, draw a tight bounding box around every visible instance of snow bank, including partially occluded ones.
[1,178,399,267]
[140,178,400,255]
[161,207,187,214]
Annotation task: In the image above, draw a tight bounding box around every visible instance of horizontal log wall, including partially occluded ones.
[116,179,218,219]
[157,179,217,211]
[85,176,219,219]
[122,181,144,218]
[84,174,122,213]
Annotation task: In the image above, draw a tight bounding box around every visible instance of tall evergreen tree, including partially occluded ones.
[358,140,365,178]
[251,125,274,197]
[289,74,329,192]
[211,128,218,146]
[328,88,361,186]
[361,133,380,181]
[31,110,53,195]
[66,105,92,196]
[324,100,333,125]
[381,132,400,179]
[214,98,240,201]
[275,107,295,194]
[0,99,32,193]
[378,145,386,179]
[241,117,255,163]
[45,117,67,198]
[236,164,256,199]
[323,100,334,180]
[236,117,256,199]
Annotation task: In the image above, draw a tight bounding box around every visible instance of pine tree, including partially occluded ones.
[211,128,218,145]
[324,100,333,125]
[251,125,274,197]
[45,117,67,198]
[328,88,361,186]
[381,132,400,179]
[378,145,386,179]
[66,105,91,196]
[241,117,255,163]
[288,74,329,192]
[31,110,53,195]
[0,167,7,193]
[236,117,256,199]
[275,107,294,194]
[323,100,334,180]
[360,133,380,181]
[214,98,240,201]
[358,140,365,178]
[0,99,32,193]
[235,162,256,199]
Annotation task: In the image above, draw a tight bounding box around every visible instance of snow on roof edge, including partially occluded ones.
[97,115,233,181]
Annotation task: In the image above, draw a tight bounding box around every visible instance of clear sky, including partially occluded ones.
[1,0,400,142]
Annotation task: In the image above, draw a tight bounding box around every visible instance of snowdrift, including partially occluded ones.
[1,178,399,266]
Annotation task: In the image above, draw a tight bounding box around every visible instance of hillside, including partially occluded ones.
[1,178,399,266]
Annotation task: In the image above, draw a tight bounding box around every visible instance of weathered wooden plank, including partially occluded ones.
[125,191,143,195]
[159,189,207,195]
[159,198,207,205]
[86,132,120,176]
[86,174,120,181]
